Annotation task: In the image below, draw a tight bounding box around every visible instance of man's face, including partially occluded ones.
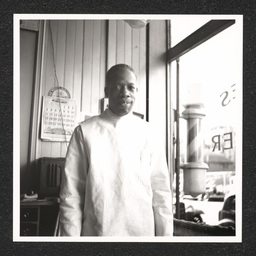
[106,69,137,116]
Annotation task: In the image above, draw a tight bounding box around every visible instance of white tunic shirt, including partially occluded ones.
[59,109,173,236]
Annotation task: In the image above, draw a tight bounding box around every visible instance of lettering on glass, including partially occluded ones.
[220,84,236,107]
[212,132,233,152]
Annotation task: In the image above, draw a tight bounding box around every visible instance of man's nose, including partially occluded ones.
[120,86,130,97]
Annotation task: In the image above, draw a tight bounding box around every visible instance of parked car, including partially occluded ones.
[175,202,204,223]
[218,193,235,228]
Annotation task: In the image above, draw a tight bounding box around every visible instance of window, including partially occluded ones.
[169,16,242,226]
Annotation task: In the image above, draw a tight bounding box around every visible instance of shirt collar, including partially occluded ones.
[102,108,133,125]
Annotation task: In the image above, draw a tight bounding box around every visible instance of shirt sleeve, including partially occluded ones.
[59,125,88,236]
[150,137,173,236]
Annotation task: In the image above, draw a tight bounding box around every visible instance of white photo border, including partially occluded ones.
[13,13,243,243]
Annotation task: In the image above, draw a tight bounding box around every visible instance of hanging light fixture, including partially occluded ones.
[124,20,150,29]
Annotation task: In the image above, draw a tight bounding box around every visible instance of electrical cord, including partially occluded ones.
[48,20,69,149]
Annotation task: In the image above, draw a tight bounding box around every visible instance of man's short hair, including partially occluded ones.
[106,64,137,86]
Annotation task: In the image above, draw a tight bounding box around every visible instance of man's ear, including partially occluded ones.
[104,86,109,98]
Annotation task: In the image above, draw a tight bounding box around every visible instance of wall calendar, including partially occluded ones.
[41,95,77,142]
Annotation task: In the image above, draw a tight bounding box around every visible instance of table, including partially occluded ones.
[20,199,59,236]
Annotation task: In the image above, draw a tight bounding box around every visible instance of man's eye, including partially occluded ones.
[113,84,121,90]
[128,85,135,91]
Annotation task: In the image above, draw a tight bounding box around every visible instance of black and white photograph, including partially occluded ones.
[13,14,242,243]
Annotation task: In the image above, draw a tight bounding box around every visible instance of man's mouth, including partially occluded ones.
[119,100,132,106]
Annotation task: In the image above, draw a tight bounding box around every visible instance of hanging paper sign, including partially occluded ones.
[48,86,71,99]
[41,96,77,142]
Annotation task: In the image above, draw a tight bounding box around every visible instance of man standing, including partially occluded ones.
[59,64,173,236]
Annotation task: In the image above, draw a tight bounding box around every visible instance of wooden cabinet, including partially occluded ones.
[20,200,59,236]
